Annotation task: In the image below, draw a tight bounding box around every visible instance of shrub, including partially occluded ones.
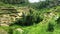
[47,23,54,32]
[14,8,43,26]
[56,17,60,24]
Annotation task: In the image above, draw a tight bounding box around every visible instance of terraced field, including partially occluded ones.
[0,1,60,34]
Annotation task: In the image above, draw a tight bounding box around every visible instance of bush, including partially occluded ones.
[14,8,43,26]
[56,17,60,24]
[47,23,54,32]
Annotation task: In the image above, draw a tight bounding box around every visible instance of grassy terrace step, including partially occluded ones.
[0,6,30,27]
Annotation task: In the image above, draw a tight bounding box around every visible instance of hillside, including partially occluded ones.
[0,1,60,34]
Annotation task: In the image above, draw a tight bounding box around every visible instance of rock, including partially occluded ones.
[13,28,24,34]
[0,29,8,34]
[16,28,24,32]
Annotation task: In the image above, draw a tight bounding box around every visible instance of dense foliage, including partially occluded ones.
[14,8,43,26]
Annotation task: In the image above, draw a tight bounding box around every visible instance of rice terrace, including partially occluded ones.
[0,0,60,34]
